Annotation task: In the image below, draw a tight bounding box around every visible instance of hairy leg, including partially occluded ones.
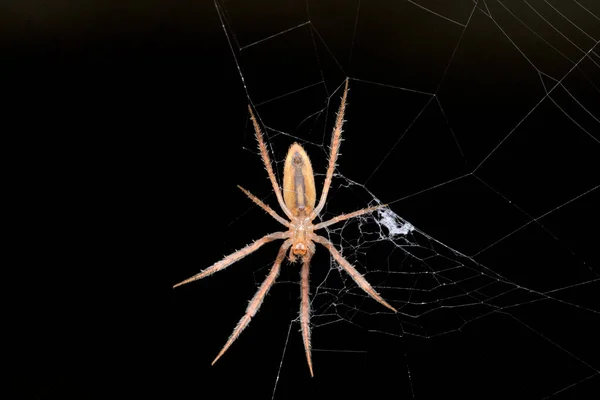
[314,204,387,231]
[300,253,314,376]
[237,185,290,227]
[212,240,293,365]
[248,106,295,220]
[312,235,396,312]
[173,231,290,288]
[311,79,349,219]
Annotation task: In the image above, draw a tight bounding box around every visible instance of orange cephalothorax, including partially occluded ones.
[283,143,316,217]
[290,218,313,258]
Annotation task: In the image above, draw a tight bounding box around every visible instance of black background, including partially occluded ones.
[4,1,599,399]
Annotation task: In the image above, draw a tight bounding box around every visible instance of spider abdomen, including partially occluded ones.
[283,143,316,217]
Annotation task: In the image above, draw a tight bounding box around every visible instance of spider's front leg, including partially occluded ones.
[212,239,293,365]
[299,253,314,377]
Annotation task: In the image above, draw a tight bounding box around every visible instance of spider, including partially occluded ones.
[173,79,396,377]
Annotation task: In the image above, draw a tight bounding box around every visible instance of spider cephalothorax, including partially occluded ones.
[173,79,396,376]
[288,215,314,261]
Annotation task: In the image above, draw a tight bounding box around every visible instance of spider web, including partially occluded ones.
[200,1,599,398]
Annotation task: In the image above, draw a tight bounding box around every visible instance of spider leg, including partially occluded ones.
[237,185,290,228]
[312,234,396,312]
[310,79,349,219]
[248,106,295,220]
[314,204,387,231]
[212,239,293,366]
[173,231,290,288]
[300,253,314,377]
